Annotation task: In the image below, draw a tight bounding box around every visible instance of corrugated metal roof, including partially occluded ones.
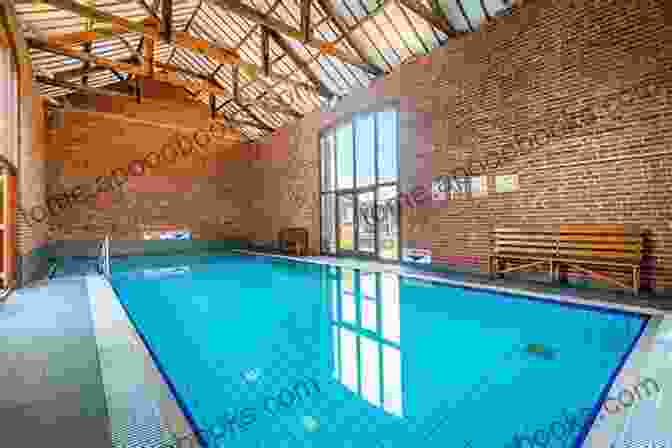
[17,0,513,140]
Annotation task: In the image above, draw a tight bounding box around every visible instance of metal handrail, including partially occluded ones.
[99,234,111,278]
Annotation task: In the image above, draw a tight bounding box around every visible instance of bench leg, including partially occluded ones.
[633,266,640,296]
[554,263,560,283]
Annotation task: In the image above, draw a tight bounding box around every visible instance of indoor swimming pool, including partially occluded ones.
[108,253,648,448]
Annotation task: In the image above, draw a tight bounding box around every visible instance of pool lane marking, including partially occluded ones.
[572,316,651,448]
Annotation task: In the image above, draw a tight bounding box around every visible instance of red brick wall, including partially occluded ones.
[250,0,672,292]
[44,79,253,242]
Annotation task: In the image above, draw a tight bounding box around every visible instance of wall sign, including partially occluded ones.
[495,174,519,193]
[431,176,447,201]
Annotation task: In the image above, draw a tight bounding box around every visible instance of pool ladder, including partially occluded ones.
[98,234,111,278]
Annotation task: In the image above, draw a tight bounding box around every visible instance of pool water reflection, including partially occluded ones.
[110,255,647,448]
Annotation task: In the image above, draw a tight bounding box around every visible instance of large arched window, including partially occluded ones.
[320,107,400,261]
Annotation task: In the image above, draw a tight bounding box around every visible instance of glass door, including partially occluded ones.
[321,107,399,261]
[357,190,376,256]
[337,193,355,254]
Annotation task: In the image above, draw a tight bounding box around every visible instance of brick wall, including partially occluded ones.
[249,0,672,292]
[44,78,254,252]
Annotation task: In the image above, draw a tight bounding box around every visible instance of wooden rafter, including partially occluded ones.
[233,63,240,102]
[27,37,149,77]
[398,0,456,36]
[161,0,173,42]
[261,25,270,77]
[137,0,159,19]
[210,0,384,76]
[27,37,230,96]
[53,57,133,81]
[143,18,158,77]
[82,40,92,85]
[252,75,303,119]
[266,28,334,100]
[35,75,134,97]
[235,101,274,132]
[214,116,271,131]
[315,0,383,78]
[34,10,325,95]
[38,0,240,65]
[300,0,311,43]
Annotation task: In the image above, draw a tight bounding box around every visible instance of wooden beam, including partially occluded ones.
[53,58,134,81]
[300,0,311,43]
[82,40,92,85]
[35,1,324,98]
[233,64,240,102]
[235,101,274,132]
[251,71,304,118]
[246,102,302,118]
[35,75,135,97]
[39,0,240,65]
[267,28,334,99]
[161,0,173,42]
[110,68,125,82]
[155,61,213,83]
[142,17,158,77]
[43,30,98,46]
[137,0,159,19]
[210,0,384,76]
[214,116,273,131]
[153,69,227,95]
[261,25,270,77]
[209,94,216,119]
[27,37,149,77]
[398,0,456,36]
[184,0,202,33]
[28,37,231,96]
[315,0,382,78]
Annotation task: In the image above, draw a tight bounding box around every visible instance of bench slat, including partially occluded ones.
[559,224,640,235]
[555,249,641,259]
[494,234,557,241]
[497,240,556,248]
[554,258,640,267]
[557,242,641,251]
[494,227,556,233]
[494,247,556,255]
[557,235,642,243]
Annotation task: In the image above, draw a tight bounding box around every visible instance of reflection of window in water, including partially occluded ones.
[329,268,403,417]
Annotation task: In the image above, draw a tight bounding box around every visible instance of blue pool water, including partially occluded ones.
[109,253,648,448]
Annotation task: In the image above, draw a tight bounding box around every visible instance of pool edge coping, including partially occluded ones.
[86,274,205,448]
[231,250,668,318]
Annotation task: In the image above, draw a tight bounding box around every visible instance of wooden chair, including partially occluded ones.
[278,228,309,256]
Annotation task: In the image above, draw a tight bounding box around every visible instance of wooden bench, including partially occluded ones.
[554,224,642,295]
[279,227,309,256]
[489,226,558,283]
[490,224,643,295]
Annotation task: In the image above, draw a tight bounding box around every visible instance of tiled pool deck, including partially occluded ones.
[1,252,670,448]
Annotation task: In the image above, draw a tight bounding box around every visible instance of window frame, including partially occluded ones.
[319,102,401,261]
